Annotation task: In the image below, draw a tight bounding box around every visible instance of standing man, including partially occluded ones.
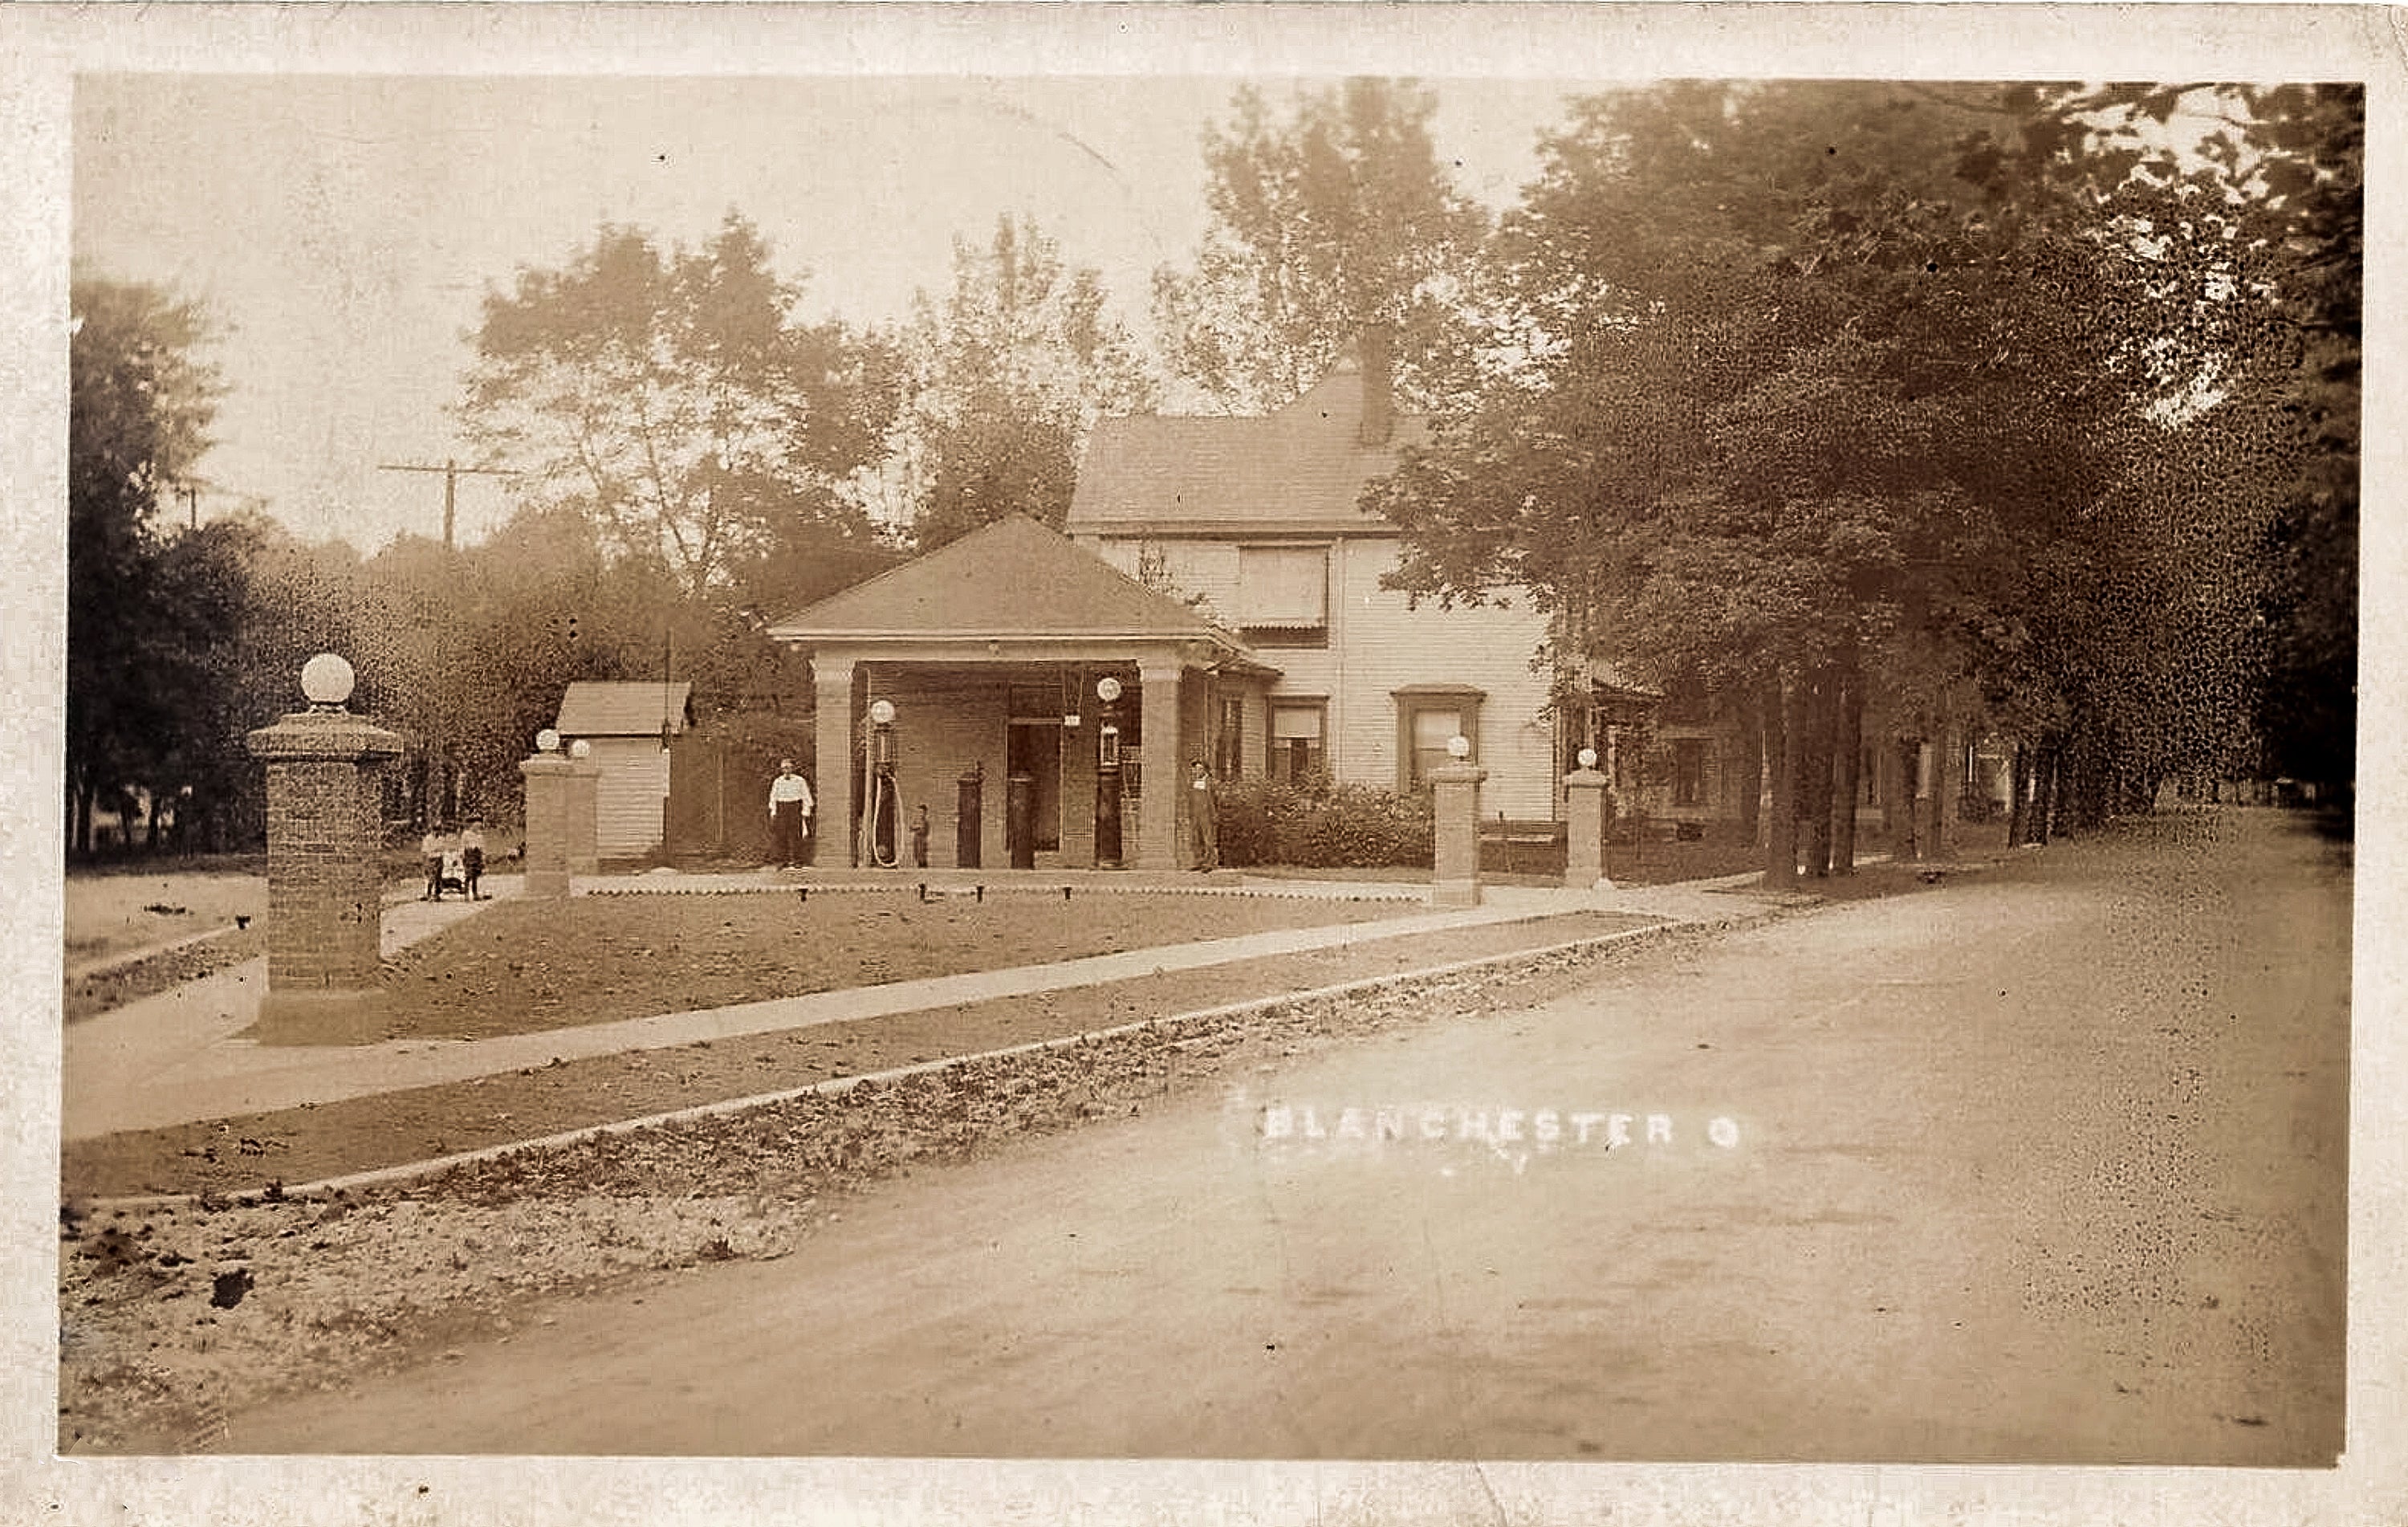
[768,758,815,868]
[1188,759,1220,872]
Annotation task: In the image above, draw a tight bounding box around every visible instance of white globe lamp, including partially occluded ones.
[299,653,355,710]
[535,728,561,754]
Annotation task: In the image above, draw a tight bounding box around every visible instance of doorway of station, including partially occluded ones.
[1006,720,1063,851]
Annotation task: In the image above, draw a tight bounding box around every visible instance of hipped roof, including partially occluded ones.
[1064,353,1426,535]
[555,681,694,737]
[767,514,1257,653]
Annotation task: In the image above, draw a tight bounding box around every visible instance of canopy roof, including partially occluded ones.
[768,515,1263,664]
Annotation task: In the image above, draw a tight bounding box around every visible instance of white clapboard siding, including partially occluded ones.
[590,738,670,857]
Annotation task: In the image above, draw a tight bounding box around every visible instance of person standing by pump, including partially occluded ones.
[1188,759,1220,872]
[768,758,815,868]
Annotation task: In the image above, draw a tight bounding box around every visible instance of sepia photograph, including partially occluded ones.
[6,3,2400,1523]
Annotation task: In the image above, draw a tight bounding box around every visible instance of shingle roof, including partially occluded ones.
[555,681,693,737]
[767,514,1255,648]
[1064,356,1426,535]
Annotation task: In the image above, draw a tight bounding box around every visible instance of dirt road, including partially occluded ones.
[220,809,2348,1464]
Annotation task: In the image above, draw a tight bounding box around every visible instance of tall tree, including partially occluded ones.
[67,275,226,856]
[901,214,1156,549]
[1372,81,2228,881]
[462,213,902,602]
[1153,78,1490,413]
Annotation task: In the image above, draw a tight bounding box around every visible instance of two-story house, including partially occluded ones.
[767,339,1582,870]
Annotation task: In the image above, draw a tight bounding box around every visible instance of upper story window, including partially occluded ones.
[1235,544,1328,645]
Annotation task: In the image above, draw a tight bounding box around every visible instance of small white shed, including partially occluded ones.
[554,681,694,859]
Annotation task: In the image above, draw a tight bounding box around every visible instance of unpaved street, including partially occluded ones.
[219,809,2347,1463]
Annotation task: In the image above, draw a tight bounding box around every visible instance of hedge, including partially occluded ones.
[1215,776,1434,869]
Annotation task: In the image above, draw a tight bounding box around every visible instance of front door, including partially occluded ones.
[1007,722,1062,851]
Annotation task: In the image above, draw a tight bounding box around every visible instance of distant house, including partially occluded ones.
[553,680,694,859]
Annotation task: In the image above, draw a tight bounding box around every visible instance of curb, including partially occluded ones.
[73,917,1713,1215]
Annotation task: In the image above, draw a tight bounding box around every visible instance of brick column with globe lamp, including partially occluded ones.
[519,728,575,898]
[565,737,600,878]
[244,653,405,1036]
[1430,732,1487,909]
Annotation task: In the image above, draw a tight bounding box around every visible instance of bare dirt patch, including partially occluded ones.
[246,888,1413,1046]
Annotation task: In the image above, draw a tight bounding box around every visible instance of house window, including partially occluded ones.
[1673,738,1706,808]
[1235,545,1328,644]
[1393,685,1485,790]
[1214,696,1245,780]
[1268,700,1327,783]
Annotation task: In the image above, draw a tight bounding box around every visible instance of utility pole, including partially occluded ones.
[377,458,516,550]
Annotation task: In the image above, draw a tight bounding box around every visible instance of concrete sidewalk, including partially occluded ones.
[63,873,1770,1142]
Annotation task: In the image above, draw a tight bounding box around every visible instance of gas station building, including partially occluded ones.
[767,514,1279,871]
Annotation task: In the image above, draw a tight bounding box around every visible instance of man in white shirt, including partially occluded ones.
[768,759,815,868]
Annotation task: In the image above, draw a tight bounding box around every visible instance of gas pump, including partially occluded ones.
[860,698,900,867]
[1094,675,1124,869]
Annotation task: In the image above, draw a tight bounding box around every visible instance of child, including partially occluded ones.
[421,826,446,901]
[459,819,487,900]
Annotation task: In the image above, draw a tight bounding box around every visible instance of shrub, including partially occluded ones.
[1218,776,1434,868]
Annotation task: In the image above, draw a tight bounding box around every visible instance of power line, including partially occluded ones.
[376,458,518,550]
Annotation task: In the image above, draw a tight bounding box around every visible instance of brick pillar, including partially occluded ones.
[245,655,403,1036]
[565,745,600,878]
[1564,764,1614,891]
[520,745,575,898]
[812,657,856,868]
[1138,664,1182,870]
[1430,755,1487,909]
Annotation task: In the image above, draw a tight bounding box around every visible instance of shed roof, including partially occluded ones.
[1064,354,1427,536]
[767,514,1256,651]
[555,681,694,738]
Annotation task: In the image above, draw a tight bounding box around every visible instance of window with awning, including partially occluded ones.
[1269,701,1326,782]
[1235,545,1328,630]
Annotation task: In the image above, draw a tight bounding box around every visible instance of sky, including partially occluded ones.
[73,73,1581,554]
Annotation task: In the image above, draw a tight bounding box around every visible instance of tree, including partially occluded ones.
[462,213,902,603]
[901,215,1156,549]
[67,275,226,856]
[1372,80,2240,882]
[1153,78,1490,412]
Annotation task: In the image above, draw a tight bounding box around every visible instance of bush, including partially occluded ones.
[1218,776,1434,868]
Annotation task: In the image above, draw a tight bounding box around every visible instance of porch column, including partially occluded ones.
[1138,663,1183,870]
[812,657,856,867]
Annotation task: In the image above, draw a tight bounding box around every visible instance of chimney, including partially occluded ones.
[1357,324,1394,446]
